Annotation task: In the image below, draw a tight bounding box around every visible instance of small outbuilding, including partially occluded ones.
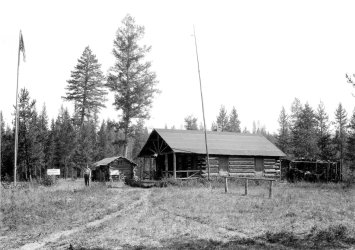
[91,156,137,181]
[138,129,286,179]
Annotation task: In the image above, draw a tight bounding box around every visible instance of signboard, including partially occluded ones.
[219,170,229,177]
[110,169,120,176]
[47,169,60,176]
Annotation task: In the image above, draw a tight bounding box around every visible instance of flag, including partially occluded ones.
[19,31,26,62]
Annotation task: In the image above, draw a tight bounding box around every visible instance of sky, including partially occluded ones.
[1,0,355,134]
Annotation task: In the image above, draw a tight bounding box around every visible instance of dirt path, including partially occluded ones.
[19,189,151,250]
[19,188,278,249]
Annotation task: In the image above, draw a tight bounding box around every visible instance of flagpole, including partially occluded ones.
[14,31,21,186]
[193,25,210,180]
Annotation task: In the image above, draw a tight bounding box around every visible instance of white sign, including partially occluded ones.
[110,169,120,176]
[47,169,60,175]
[219,170,229,177]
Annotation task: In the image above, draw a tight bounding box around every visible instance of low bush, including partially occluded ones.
[38,175,57,186]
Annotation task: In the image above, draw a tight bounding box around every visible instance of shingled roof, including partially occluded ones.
[139,129,286,157]
[92,156,136,168]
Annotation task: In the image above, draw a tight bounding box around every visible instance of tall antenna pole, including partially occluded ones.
[14,31,21,186]
[193,25,210,180]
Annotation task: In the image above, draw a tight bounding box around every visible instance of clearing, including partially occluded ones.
[0,179,355,249]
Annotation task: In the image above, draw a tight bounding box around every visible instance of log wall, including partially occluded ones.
[228,157,256,177]
[263,158,280,178]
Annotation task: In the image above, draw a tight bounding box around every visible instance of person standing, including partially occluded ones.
[84,165,91,186]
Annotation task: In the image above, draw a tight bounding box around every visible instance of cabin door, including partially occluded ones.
[219,156,229,172]
[255,158,264,172]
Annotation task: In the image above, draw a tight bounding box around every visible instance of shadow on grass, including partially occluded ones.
[71,225,355,250]
[122,238,280,250]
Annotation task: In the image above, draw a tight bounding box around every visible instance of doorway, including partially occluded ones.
[255,158,264,171]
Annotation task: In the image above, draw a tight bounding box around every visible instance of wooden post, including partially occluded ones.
[224,177,228,193]
[165,154,168,178]
[141,157,144,180]
[244,179,248,196]
[149,158,152,180]
[269,180,273,198]
[173,153,176,179]
[279,159,282,181]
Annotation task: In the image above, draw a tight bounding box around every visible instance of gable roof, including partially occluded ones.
[139,129,285,157]
[92,156,137,168]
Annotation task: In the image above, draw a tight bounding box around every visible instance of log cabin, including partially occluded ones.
[91,156,137,181]
[138,129,286,179]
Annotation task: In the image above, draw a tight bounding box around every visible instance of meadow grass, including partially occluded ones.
[1,179,354,249]
[0,179,141,248]
[148,180,355,248]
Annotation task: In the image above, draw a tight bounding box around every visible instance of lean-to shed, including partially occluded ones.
[91,156,136,181]
[138,129,286,179]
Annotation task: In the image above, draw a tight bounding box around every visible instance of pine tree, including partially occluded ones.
[184,115,198,130]
[315,102,333,160]
[17,88,37,180]
[96,120,108,160]
[334,103,348,161]
[72,121,96,172]
[106,15,159,157]
[291,103,318,159]
[63,46,107,125]
[346,109,355,170]
[290,98,302,127]
[54,107,76,178]
[132,119,149,160]
[0,112,4,179]
[276,106,290,154]
[45,119,56,169]
[1,125,14,179]
[226,106,241,132]
[216,105,228,131]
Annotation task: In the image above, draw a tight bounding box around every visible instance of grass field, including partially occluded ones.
[0,179,354,249]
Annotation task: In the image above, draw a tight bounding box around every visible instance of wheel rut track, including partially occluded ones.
[19,190,151,250]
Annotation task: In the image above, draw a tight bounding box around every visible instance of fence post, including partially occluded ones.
[244,179,248,196]
[269,180,273,198]
[224,177,228,193]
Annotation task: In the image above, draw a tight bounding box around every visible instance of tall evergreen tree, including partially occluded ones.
[276,106,290,154]
[17,88,37,180]
[216,105,228,131]
[45,119,56,169]
[290,98,302,127]
[291,103,318,159]
[315,102,333,160]
[184,115,198,130]
[333,103,348,161]
[54,107,76,178]
[72,121,96,173]
[132,119,149,160]
[1,125,14,179]
[63,46,107,125]
[95,120,108,161]
[0,112,4,178]
[106,15,159,157]
[226,106,241,132]
[346,109,355,170]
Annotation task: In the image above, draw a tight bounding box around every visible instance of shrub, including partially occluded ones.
[38,175,57,186]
